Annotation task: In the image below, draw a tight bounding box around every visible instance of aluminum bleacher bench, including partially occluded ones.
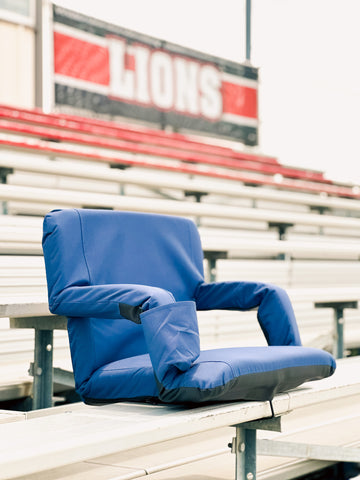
[0,103,328,184]
[1,104,360,198]
[1,212,360,264]
[1,183,360,284]
[1,357,360,480]
[1,184,360,234]
[0,103,280,167]
[0,117,329,183]
[2,156,360,216]
[2,136,348,196]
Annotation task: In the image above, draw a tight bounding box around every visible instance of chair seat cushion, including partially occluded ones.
[82,354,159,405]
[157,346,335,404]
[82,346,335,405]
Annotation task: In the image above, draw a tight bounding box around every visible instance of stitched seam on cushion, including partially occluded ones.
[187,220,203,300]
[74,209,97,371]
[187,221,195,267]
[197,360,235,377]
[75,209,92,285]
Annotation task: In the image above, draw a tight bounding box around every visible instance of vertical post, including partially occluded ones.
[0,168,12,214]
[333,307,344,359]
[205,252,227,283]
[245,429,257,479]
[208,257,217,283]
[315,301,357,359]
[35,0,54,112]
[32,329,54,409]
[184,191,206,227]
[235,426,257,479]
[246,0,252,61]
[268,222,294,261]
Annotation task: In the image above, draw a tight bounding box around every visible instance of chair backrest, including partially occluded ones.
[43,209,205,384]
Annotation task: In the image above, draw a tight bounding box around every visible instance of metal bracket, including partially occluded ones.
[184,191,208,202]
[268,222,294,260]
[10,316,68,410]
[315,301,358,358]
[257,438,360,462]
[229,415,282,479]
[0,167,13,213]
[239,416,282,432]
[53,367,75,389]
[268,222,294,241]
[229,412,360,479]
[0,167,13,183]
[29,365,75,389]
[203,251,228,283]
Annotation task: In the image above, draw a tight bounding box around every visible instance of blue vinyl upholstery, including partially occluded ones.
[42,209,336,404]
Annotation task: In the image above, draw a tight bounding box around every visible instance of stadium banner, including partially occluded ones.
[52,5,259,145]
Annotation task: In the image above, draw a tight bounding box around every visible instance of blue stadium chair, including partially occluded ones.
[42,209,336,405]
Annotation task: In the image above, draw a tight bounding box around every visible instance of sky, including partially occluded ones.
[54,0,360,185]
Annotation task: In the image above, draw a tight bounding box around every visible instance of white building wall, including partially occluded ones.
[0,16,35,108]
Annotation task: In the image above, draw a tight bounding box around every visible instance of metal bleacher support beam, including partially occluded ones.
[0,167,12,214]
[315,301,359,359]
[9,315,68,410]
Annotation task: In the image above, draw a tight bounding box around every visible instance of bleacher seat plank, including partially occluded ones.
[3,156,360,215]
[0,118,330,182]
[3,135,358,198]
[1,214,360,260]
[199,229,360,259]
[1,104,360,199]
[0,409,26,424]
[0,103,280,166]
[6,392,360,480]
[0,357,359,480]
[1,184,360,231]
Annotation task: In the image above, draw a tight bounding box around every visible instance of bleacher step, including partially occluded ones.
[7,366,360,480]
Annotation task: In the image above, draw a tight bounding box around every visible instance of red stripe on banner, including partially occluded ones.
[222,82,258,119]
[54,32,110,86]
[125,53,136,71]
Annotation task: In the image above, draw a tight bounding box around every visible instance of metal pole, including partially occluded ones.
[246,0,252,61]
[208,257,217,283]
[315,300,357,359]
[32,329,54,409]
[235,426,257,479]
[334,307,344,359]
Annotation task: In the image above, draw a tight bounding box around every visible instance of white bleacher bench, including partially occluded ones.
[3,103,360,200]
[2,228,360,261]
[3,130,338,197]
[1,183,360,297]
[1,215,360,267]
[2,156,360,215]
[1,357,360,480]
[1,184,360,234]
[199,227,360,260]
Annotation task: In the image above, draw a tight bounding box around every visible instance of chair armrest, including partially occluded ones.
[49,283,175,320]
[195,281,301,346]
